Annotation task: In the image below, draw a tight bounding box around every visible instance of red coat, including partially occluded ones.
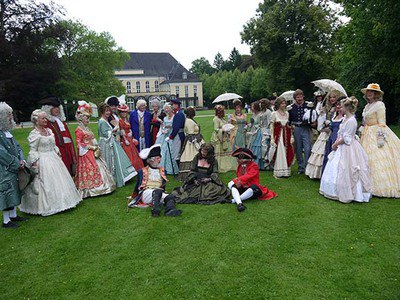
[233,161,277,200]
[46,120,76,175]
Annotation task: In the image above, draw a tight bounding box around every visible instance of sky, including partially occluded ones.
[48,0,262,70]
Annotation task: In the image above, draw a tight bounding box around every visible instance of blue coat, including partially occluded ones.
[0,131,25,210]
[130,110,151,150]
[169,109,186,143]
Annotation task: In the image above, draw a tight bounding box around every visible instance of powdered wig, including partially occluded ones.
[40,104,66,122]
[136,99,147,109]
[0,102,15,131]
[341,96,359,114]
[31,109,46,125]
[150,98,162,109]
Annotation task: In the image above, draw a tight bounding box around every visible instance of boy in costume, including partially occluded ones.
[128,144,182,217]
[228,148,277,212]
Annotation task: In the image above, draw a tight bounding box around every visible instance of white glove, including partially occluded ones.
[125,140,130,146]
[127,131,132,138]
[165,137,170,142]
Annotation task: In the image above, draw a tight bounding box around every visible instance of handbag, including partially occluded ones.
[18,166,34,191]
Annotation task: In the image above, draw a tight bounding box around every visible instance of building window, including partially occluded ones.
[155,80,159,92]
[145,81,150,93]
[126,81,131,93]
[175,86,179,98]
[193,85,197,97]
[185,85,189,98]
[126,97,135,111]
[182,72,187,80]
[136,81,140,93]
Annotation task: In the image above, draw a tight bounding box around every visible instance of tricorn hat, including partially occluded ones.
[139,144,162,160]
[105,96,120,106]
[170,98,181,105]
[232,148,256,160]
[361,83,384,95]
[38,96,61,107]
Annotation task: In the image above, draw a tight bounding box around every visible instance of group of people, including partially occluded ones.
[1,82,399,227]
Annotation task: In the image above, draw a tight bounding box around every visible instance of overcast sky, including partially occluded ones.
[49,0,261,69]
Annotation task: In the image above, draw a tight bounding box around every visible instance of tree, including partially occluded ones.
[0,0,65,121]
[335,0,400,124]
[225,47,242,71]
[213,52,225,71]
[241,0,337,96]
[52,20,128,104]
[190,57,215,76]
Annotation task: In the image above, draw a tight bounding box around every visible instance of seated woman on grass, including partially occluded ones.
[173,143,230,204]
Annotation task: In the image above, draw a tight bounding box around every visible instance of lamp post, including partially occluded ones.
[63,100,68,122]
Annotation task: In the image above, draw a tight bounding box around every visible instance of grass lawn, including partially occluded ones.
[1,113,400,299]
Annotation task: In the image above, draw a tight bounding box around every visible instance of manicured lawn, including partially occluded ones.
[1,115,399,299]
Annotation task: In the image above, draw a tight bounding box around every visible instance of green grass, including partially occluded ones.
[1,115,400,299]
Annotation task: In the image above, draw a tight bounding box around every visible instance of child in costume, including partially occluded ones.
[128,144,182,217]
[228,148,277,212]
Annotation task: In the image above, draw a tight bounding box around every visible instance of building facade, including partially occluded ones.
[114,52,203,111]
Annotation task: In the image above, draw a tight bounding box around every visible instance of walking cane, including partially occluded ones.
[166,140,177,178]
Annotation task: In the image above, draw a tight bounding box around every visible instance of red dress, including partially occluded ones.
[46,120,76,175]
[233,161,277,200]
[74,127,103,190]
[119,119,144,171]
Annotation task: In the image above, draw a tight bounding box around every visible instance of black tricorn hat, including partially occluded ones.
[105,96,119,106]
[38,96,61,106]
[139,144,162,160]
[232,148,256,159]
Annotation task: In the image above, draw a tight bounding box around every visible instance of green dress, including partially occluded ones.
[98,118,136,187]
[0,131,25,210]
[173,155,231,204]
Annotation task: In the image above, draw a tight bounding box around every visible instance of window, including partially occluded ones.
[145,81,150,93]
[126,81,131,93]
[182,72,187,80]
[155,80,159,92]
[193,85,197,97]
[126,97,135,111]
[175,86,179,98]
[185,85,189,98]
[136,81,141,93]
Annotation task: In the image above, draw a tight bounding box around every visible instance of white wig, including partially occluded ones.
[150,97,162,109]
[41,104,66,122]
[136,99,147,109]
[31,109,46,125]
[0,102,15,131]
[163,103,172,111]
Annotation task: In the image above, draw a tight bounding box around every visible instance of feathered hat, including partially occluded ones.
[76,101,93,116]
[139,144,162,160]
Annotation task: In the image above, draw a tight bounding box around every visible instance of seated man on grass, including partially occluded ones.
[228,148,277,212]
[128,144,182,217]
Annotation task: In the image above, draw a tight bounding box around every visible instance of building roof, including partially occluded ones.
[120,52,199,83]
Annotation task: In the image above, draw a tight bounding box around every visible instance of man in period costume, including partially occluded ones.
[40,96,76,176]
[228,148,277,212]
[130,99,151,151]
[0,102,29,228]
[105,96,120,127]
[128,144,182,217]
[287,89,312,174]
[165,99,186,165]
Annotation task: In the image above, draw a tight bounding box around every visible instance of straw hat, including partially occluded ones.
[361,83,384,95]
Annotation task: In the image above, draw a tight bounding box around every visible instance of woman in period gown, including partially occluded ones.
[20,110,82,216]
[320,97,372,203]
[155,103,179,175]
[74,102,115,198]
[98,103,136,188]
[306,91,340,179]
[229,100,247,150]
[268,97,294,177]
[118,104,144,172]
[259,99,272,169]
[247,101,264,170]
[359,83,400,198]
[150,98,166,145]
[178,107,204,180]
[210,105,237,173]
[322,101,344,174]
[173,143,231,204]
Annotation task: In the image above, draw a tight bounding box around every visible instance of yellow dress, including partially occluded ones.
[360,101,400,198]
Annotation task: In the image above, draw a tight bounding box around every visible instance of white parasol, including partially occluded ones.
[279,90,295,102]
[212,92,242,104]
[311,79,347,97]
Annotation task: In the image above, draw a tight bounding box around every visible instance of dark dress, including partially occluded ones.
[173,155,231,204]
[322,118,343,174]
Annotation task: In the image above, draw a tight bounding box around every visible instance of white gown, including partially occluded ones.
[20,129,82,216]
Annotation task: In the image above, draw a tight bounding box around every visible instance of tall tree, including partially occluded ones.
[213,52,225,71]
[241,0,337,95]
[335,0,400,124]
[52,20,128,104]
[190,57,215,76]
[0,0,65,121]
[226,47,242,71]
